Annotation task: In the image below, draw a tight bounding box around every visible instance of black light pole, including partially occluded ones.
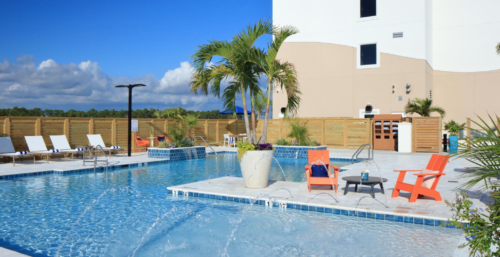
[115,84,146,156]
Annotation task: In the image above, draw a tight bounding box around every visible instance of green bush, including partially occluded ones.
[446,188,499,256]
[287,119,310,146]
[446,115,500,256]
[445,120,465,136]
[169,122,188,142]
[276,138,290,146]
[237,141,255,161]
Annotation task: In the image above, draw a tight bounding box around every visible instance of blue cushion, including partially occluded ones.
[311,164,329,177]
[157,136,165,142]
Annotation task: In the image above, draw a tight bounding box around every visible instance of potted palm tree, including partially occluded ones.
[190,20,300,188]
[404,98,445,117]
[444,120,465,154]
[237,142,274,188]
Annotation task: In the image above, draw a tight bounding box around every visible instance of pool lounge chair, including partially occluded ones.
[305,150,339,193]
[49,135,85,160]
[87,134,125,157]
[0,137,35,166]
[25,136,65,163]
[392,154,450,202]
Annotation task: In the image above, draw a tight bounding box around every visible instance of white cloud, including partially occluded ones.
[156,61,195,94]
[0,56,220,110]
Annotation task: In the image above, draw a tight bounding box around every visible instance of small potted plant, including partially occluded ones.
[444,120,465,154]
[237,142,274,188]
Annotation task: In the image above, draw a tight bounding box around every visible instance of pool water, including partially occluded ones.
[0,155,463,256]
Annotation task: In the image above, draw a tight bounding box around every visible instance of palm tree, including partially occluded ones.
[153,110,164,119]
[404,98,445,117]
[190,21,273,143]
[245,25,301,143]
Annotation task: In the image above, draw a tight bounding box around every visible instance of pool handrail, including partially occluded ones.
[83,145,109,173]
[352,144,373,163]
[193,135,217,155]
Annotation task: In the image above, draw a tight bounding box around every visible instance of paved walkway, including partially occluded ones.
[0,247,30,257]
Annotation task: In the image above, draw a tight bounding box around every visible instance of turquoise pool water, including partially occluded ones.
[0,155,463,256]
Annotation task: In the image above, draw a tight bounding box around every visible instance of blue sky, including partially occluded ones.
[0,0,272,111]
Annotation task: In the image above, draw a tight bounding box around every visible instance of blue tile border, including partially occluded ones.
[274,146,328,159]
[168,188,463,230]
[0,149,238,181]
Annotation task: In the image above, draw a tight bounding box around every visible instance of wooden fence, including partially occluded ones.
[0,117,373,152]
[411,117,442,153]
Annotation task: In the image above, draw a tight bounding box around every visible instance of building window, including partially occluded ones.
[360,44,377,65]
[430,90,433,100]
[360,0,376,18]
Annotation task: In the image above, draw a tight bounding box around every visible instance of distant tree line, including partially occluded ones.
[0,106,242,119]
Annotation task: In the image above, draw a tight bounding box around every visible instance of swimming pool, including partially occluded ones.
[0,154,463,256]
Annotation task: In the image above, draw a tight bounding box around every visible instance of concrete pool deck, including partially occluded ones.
[0,146,489,222]
[169,147,490,223]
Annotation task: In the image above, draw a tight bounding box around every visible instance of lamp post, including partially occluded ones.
[115,84,146,156]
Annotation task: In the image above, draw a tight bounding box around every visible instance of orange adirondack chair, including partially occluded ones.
[134,136,150,152]
[392,154,450,202]
[305,150,340,193]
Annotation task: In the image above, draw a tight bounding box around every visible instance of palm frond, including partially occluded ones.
[404,97,445,117]
[453,114,500,191]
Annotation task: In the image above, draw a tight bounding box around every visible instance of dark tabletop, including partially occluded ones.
[342,176,388,184]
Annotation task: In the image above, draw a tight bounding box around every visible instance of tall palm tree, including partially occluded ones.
[245,25,301,143]
[190,21,273,143]
[254,92,269,119]
[404,98,445,117]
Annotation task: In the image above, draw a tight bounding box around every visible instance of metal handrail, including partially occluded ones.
[194,135,217,155]
[83,145,109,173]
[352,144,374,163]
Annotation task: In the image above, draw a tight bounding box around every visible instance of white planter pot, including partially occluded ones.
[239,150,274,188]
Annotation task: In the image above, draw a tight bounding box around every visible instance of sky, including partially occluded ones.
[0,0,273,112]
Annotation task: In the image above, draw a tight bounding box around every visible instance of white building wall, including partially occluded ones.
[273,0,500,72]
[273,0,428,62]
[425,0,433,67]
[429,0,500,72]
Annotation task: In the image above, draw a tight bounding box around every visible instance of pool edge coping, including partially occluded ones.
[165,186,467,229]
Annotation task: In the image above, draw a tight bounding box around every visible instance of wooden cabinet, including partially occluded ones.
[373,114,402,151]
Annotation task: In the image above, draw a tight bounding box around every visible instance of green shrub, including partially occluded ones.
[169,122,188,142]
[446,188,499,256]
[276,138,290,146]
[158,140,171,148]
[287,119,310,145]
[445,115,500,256]
[445,120,465,136]
[237,141,255,161]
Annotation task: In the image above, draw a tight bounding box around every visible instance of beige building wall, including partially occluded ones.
[433,70,500,126]
[274,42,500,126]
[274,42,429,118]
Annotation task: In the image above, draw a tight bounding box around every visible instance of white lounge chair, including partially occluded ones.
[87,134,124,157]
[223,134,236,147]
[50,135,85,160]
[0,137,35,166]
[25,136,65,163]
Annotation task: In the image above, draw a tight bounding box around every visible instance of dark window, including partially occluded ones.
[361,0,376,18]
[360,44,377,65]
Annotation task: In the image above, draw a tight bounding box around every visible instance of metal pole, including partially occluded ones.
[115,84,145,157]
[128,86,132,157]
